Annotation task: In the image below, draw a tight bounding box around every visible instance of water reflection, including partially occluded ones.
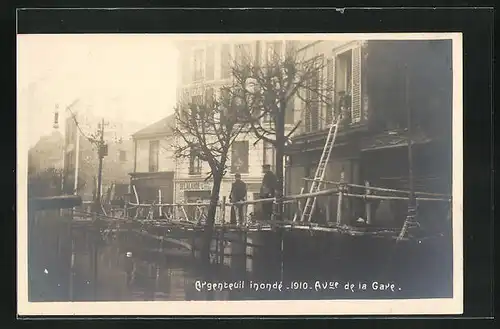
[29,212,453,302]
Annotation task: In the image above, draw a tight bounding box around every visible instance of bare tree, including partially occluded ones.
[171,87,247,268]
[230,43,334,221]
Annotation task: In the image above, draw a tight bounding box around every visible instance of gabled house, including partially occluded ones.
[130,114,176,206]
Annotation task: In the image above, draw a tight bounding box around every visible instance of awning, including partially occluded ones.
[361,139,432,152]
[129,171,174,180]
[360,130,433,152]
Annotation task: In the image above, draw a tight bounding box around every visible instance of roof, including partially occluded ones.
[132,114,176,139]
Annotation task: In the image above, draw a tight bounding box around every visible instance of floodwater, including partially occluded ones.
[28,211,454,302]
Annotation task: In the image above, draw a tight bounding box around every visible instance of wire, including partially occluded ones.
[65,102,96,145]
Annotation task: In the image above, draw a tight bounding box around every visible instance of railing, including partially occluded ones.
[73,180,451,242]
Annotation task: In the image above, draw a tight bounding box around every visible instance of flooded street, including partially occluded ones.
[28,211,453,302]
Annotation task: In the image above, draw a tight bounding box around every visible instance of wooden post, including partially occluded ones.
[365,181,372,225]
[116,223,121,266]
[243,230,248,274]
[221,196,227,225]
[326,195,331,223]
[69,239,75,301]
[158,189,162,216]
[214,231,219,264]
[293,187,304,222]
[191,229,196,259]
[154,265,160,301]
[336,171,345,225]
[124,198,128,218]
[218,229,224,265]
[280,228,284,282]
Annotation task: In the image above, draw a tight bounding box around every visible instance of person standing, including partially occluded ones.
[260,164,277,221]
[230,173,247,225]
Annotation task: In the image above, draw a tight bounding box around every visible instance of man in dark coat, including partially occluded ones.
[338,91,352,126]
[260,164,277,221]
[230,173,247,225]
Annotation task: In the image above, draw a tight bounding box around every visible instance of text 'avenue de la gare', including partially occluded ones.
[194,280,402,292]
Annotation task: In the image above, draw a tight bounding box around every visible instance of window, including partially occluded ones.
[149,140,159,172]
[204,87,214,107]
[335,49,353,122]
[232,88,247,119]
[285,40,297,56]
[221,44,231,79]
[255,41,261,64]
[284,93,295,125]
[190,94,203,120]
[179,90,191,122]
[326,58,334,124]
[181,54,190,84]
[266,41,283,63]
[193,49,204,81]
[204,88,215,121]
[235,43,251,66]
[231,141,249,174]
[205,45,215,80]
[189,146,202,175]
[119,150,127,162]
[263,141,275,172]
[191,94,203,106]
[181,89,190,104]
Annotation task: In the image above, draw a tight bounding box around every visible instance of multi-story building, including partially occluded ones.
[173,39,304,215]
[168,38,451,226]
[286,39,453,226]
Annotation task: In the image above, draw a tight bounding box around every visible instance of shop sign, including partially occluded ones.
[178,181,212,191]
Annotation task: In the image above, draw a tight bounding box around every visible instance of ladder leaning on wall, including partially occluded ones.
[299,117,340,223]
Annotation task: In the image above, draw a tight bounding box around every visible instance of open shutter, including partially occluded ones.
[361,44,369,122]
[326,58,334,124]
[351,46,362,123]
[304,86,311,132]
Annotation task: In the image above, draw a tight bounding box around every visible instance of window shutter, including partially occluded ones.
[255,41,261,64]
[221,44,231,79]
[351,46,362,123]
[304,87,311,132]
[326,58,334,124]
[181,53,190,85]
[205,46,215,80]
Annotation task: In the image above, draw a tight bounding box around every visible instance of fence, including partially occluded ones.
[121,179,451,240]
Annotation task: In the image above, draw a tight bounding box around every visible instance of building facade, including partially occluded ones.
[129,115,176,207]
[286,39,453,226]
[173,39,303,216]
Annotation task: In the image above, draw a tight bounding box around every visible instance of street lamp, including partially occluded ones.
[53,104,59,129]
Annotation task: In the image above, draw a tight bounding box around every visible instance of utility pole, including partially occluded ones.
[405,63,416,227]
[94,118,108,214]
[93,118,108,300]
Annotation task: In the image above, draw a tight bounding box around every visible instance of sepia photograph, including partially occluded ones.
[17,32,463,316]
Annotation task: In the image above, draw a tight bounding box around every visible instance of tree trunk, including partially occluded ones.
[200,174,223,270]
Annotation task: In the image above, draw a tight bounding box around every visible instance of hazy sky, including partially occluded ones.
[17,34,179,147]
